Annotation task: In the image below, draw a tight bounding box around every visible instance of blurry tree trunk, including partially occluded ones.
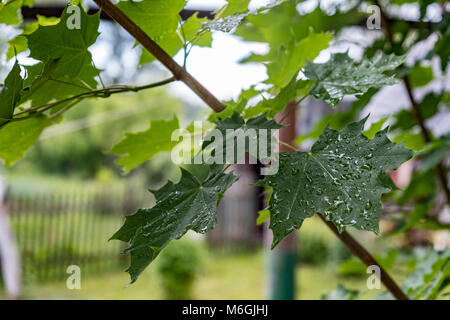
[265,103,297,300]
[0,174,21,299]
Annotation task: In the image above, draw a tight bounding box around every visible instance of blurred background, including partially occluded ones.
[0,0,449,299]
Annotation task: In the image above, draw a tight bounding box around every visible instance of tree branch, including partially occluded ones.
[94,0,409,300]
[93,0,226,113]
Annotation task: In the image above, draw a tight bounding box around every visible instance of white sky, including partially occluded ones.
[168,33,268,104]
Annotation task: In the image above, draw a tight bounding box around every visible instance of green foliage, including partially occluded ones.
[402,248,450,300]
[304,52,405,107]
[363,117,388,139]
[408,63,434,88]
[0,0,33,25]
[21,59,99,109]
[0,61,23,126]
[298,232,328,265]
[256,209,270,225]
[266,30,332,88]
[422,133,450,171]
[26,4,99,78]
[217,0,249,17]
[295,88,379,145]
[6,15,60,61]
[10,88,184,178]
[245,79,312,118]
[376,248,450,300]
[140,12,212,64]
[391,93,442,132]
[338,248,398,277]
[111,164,238,283]
[257,118,414,247]
[110,117,180,173]
[117,0,185,38]
[0,116,51,166]
[157,239,205,299]
[118,0,212,65]
[203,112,282,163]
[321,284,360,300]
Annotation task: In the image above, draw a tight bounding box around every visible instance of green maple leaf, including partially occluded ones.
[266,30,332,88]
[6,15,60,61]
[117,0,186,39]
[110,117,180,173]
[26,4,100,78]
[257,117,414,248]
[0,0,29,25]
[111,164,238,282]
[0,61,23,126]
[304,52,405,107]
[0,116,51,166]
[203,112,282,163]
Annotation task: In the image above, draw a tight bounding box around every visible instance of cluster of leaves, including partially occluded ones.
[0,1,215,165]
[1,0,448,298]
[0,4,100,164]
[329,247,450,300]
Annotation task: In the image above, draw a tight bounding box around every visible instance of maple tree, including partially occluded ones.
[0,0,449,300]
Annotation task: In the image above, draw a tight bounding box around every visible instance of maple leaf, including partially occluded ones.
[257,117,414,247]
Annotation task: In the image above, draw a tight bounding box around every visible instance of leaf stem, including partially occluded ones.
[277,139,299,152]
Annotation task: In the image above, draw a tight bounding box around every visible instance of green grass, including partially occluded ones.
[1,250,387,300]
[0,214,410,300]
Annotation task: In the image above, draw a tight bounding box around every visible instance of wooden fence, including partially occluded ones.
[5,184,148,282]
[0,168,263,284]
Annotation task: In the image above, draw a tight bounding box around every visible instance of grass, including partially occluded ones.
[2,250,385,300]
[0,215,409,300]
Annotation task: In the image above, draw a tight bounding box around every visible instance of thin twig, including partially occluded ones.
[48,98,82,120]
[277,139,299,152]
[4,77,175,126]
